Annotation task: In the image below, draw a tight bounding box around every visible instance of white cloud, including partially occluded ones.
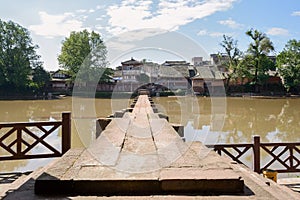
[291,11,300,16]
[218,18,243,29]
[81,15,88,20]
[29,11,85,38]
[209,32,226,37]
[106,40,136,51]
[197,29,208,36]
[95,25,105,30]
[96,14,107,21]
[106,0,237,35]
[197,29,232,38]
[96,5,105,10]
[267,27,289,36]
[76,9,87,13]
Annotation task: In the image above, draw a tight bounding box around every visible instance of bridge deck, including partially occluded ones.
[35,95,244,195]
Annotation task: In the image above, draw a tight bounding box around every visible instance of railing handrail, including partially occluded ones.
[207,143,253,148]
[210,142,300,147]
[0,112,71,161]
[260,142,300,146]
[206,136,300,174]
[0,121,62,127]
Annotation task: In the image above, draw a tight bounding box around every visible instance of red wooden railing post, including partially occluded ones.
[16,127,22,157]
[62,112,71,154]
[253,135,260,173]
[289,146,293,170]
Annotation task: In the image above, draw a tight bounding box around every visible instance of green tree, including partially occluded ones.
[240,54,275,89]
[277,39,300,94]
[219,35,242,92]
[245,29,274,92]
[97,68,113,83]
[58,30,109,83]
[137,73,150,84]
[0,19,42,91]
[32,65,50,91]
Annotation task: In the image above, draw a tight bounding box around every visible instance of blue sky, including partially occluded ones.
[0,0,299,71]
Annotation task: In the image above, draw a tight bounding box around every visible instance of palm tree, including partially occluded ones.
[245,29,274,93]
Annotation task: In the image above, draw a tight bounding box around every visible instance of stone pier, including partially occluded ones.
[34,95,243,195]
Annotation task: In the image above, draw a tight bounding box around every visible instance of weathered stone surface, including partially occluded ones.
[122,136,156,154]
[33,95,247,196]
[37,148,84,180]
[115,152,160,174]
[86,118,130,167]
[168,143,203,168]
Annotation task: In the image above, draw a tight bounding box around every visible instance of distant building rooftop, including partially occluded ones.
[193,66,225,80]
[162,60,190,66]
[121,58,142,66]
[158,66,192,77]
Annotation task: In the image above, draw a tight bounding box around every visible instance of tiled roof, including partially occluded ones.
[194,67,214,79]
[193,66,225,80]
[158,66,190,77]
[162,61,189,66]
[121,58,142,66]
[211,66,225,80]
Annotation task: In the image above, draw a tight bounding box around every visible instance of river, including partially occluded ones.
[0,96,299,173]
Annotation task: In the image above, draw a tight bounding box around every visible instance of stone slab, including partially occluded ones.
[160,168,244,194]
[34,95,245,196]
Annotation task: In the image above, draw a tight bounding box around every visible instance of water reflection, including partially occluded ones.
[153,97,300,144]
[154,97,300,176]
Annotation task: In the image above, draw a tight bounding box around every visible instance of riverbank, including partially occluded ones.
[227,92,300,99]
[0,94,63,100]
[1,90,299,100]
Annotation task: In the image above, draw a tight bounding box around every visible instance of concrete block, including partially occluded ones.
[114,111,124,118]
[158,113,169,121]
[125,107,133,112]
[160,168,244,194]
[171,124,184,137]
[96,118,112,138]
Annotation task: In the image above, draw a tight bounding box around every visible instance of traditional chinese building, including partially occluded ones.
[49,70,71,92]
[191,66,225,95]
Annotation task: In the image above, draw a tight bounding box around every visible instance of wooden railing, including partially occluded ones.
[206,135,300,173]
[0,112,71,161]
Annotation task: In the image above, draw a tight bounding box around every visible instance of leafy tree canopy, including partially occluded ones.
[277,39,300,93]
[137,73,150,84]
[244,29,274,91]
[219,35,242,91]
[32,65,50,90]
[0,19,42,91]
[58,30,110,83]
[246,29,274,56]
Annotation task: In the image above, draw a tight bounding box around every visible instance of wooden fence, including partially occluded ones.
[0,112,71,161]
[206,135,300,173]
